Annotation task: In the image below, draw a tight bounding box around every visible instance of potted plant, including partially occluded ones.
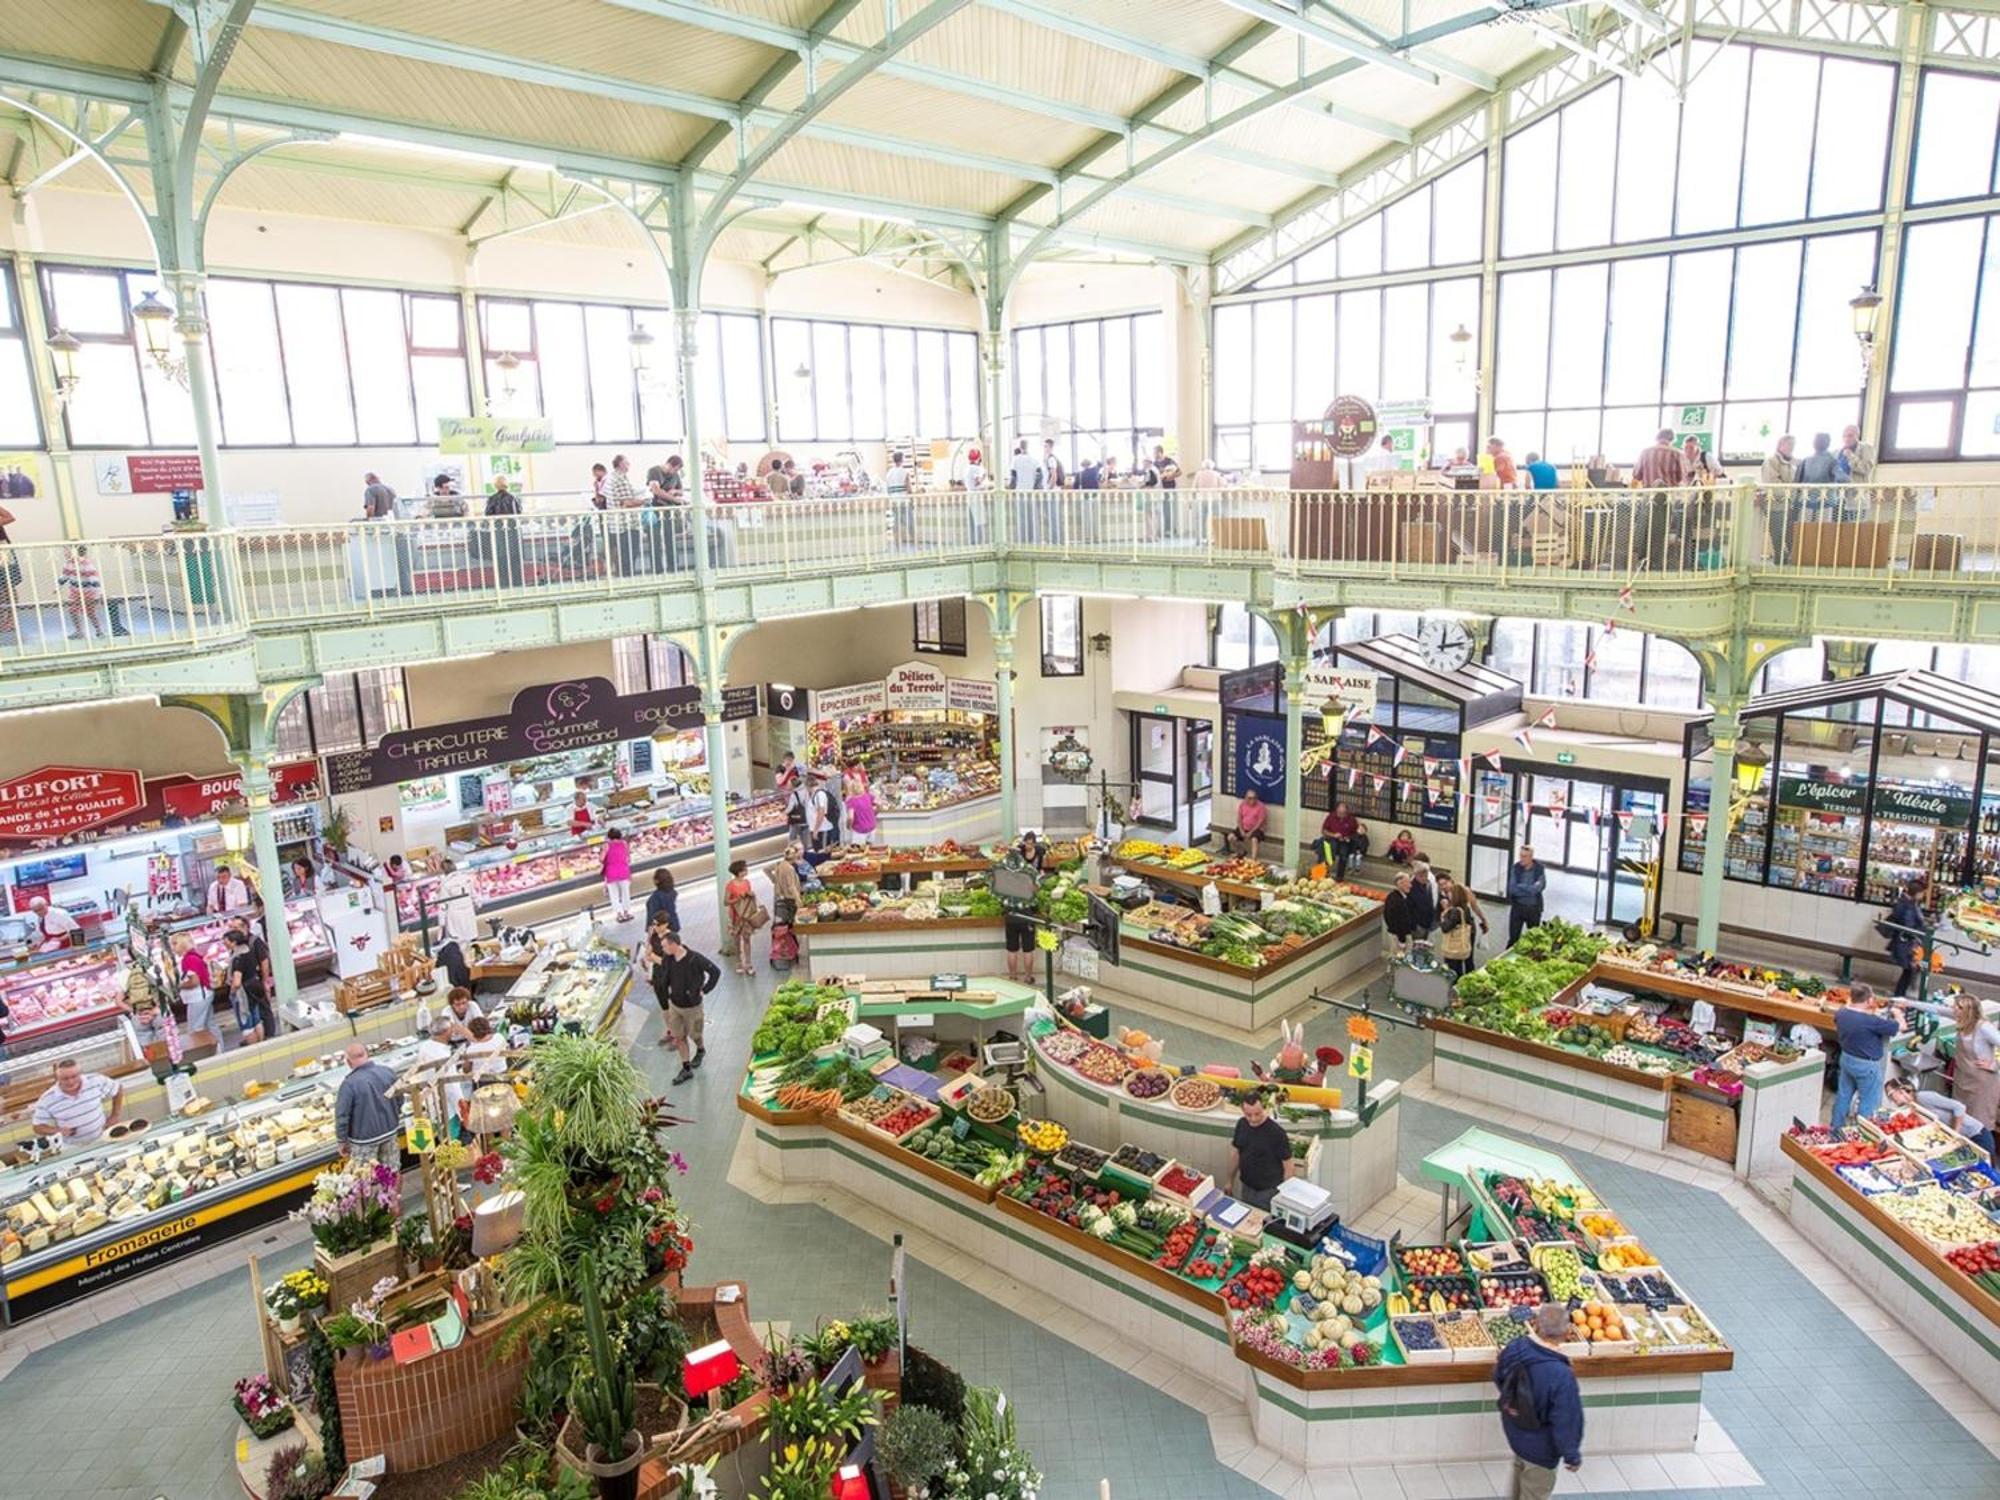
[232,1374,296,1440]
[877,1403,955,1499]
[557,1263,646,1500]
[395,1214,438,1278]
[938,1387,1041,1500]
[295,1161,401,1310]
[263,1268,329,1336]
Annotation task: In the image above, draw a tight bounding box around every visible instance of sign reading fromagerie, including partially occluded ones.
[0,766,145,842]
[322,677,756,794]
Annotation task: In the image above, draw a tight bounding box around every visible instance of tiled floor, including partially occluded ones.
[3,902,1998,1499]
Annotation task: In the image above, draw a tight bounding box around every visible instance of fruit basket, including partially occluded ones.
[1016,1118,1069,1155]
[964,1085,1017,1126]
[1390,1313,1450,1365]
[1404,1273,1479,1313]
[1072,1044,1132,1087]
[1038,1029,1092,1065]
[1122,1067,1172,1102]
[1593,1240,1660,1274]
[1474,1270,1547,1310]
[1563,1302,1637,1357]
[1483,1306,1536,1351]
[1167,1076,1224,1114]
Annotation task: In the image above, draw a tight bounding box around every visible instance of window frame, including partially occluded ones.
[913,598,968,656]
[1040,595,1084,678]
[774,314,979,444]
[1011,310,1167,474]
[0,257,45,451]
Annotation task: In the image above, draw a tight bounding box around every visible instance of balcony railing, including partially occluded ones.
[0,482,1987,669]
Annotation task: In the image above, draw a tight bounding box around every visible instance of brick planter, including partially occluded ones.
[635,1283,772,1500]
[333,1300,534,1471]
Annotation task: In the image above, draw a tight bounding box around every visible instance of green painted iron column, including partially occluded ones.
[1282,654,1307,872]
[238,755,299,1010]
[1695,703,1741,953]
[994,629,1018,839]
[701,688,733,892]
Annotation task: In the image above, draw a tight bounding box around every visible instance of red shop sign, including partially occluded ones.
[0,766,146,843]
[126,453,206,494]
[159,761,320,819]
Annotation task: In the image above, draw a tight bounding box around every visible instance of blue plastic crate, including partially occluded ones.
[1331,1225,1388,1278]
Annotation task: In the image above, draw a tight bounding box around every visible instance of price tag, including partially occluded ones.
[1690,1000,1717,1034]
[929,973,967,992]
[1743,1020,1778,1047]
[1201,882,1222,917]
[1348,1045,1373,1080]
[952,1114,972,1141]
[895,1013,935,1029]
[1036,927,1059,952]
[164,1072,196,1114]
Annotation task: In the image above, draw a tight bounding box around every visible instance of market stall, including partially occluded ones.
[739,996,1730,1468]
[1026,1012,1400,1224]
[0,1035,427,1322]
[804,666,1004,843]
[1431,925,1830,1178]
[1781,1113,2000,1411]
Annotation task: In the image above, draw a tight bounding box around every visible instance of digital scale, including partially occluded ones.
[842,1023,890,1064]
[1265,1178,1340,1249]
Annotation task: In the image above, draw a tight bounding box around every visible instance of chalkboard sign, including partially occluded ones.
[457,773,485,813]
[629,738,654,777]
[929,973,967,992]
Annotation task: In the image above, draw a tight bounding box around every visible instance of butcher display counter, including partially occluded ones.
[0,946,131,1053]
[137,896,334,979]
[394,792,787,930]
[0,1037,426,1322]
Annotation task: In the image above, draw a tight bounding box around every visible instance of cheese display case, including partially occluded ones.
[394,792,787,928]
[0,1038,425,1321]
[493,930,632,1038]
[1433,927,1836,1178]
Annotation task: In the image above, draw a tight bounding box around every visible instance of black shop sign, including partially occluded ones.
[323,676,758,794]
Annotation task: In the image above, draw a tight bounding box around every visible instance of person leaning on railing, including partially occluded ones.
[1759,436,1798,565]
[1628,429,1686,571]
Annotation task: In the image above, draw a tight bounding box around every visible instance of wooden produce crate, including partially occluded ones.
[334,971,395,1015]
[1668,1087,1738,1163]
[1400,519,1445,564]
[315,1237,401,1317]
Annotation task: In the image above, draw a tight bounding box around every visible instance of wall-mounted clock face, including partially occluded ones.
[1416,616,1473,673]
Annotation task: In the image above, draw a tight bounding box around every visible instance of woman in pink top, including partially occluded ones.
[846,781,879,846]
[1227,788,1268,859]
[601,826,633,921]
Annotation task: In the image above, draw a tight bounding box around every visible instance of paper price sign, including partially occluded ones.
[1036,927,1059,952]
[1348,1045,1373,1081]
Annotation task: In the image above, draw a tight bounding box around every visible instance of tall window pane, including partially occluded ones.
[773,319,812,441]
[1496,270,1552,412]
[1547,265,1609,408]
[1727,240,1803,399]
[1384,191,1432,272]
[1794,233,1877,398]
[1663,249,1732,401]
[720,314,765,441]
[1336,290,1380,404]
[1252,299,1292,422]
[1133,313,1165,429]
[532,301,592,443]
[812,322,847,437]
[66,343,146,446]
[1431,158,1484,265]
[275,284,355,445]
[1810,59,1892,217]
[345,289,417,444]
[1604,257,1669,405]
[209,279,292,445]
[947,331,978,436]
[916,330,949,434]
[1103,320,1132,429]
[1739,49,1817,227]
[694,314,725,445]
[1912,72,2000,206]
[1556,85,1617,250]
[1339,220,1381,277]
[1382,285,1427,402]
[1071,323,1101,431]
[586,305,641,441]
[1616,78,1680,243]
[1214,305,1251,425]
[849,324,885,439]
[883,326,916,437]
[1296,294,1336,415]
[1676,44,1750,234]
[1892,218,1983,391]
[1502,116,1558,257]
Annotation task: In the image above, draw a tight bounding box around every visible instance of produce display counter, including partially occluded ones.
[1113,906,1381,1032]
[802,916,1006,980]
[873,791,1003,846]
[1781,1119,2000,1412]
[1435,928,1830,1179]
[0,1036,428,1322]
[738,1055,1730,1468]
[1026,1014,1399,1224]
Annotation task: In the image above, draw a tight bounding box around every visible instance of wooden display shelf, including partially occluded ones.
[1780,1133,2000,1330]
[1590,960,1840,1033]
[1106,855,1284,904]
[1429,1016,1680,1092]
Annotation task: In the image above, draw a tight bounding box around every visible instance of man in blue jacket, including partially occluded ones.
[1494,1302,1584,1498]
[1505,845,1548,946]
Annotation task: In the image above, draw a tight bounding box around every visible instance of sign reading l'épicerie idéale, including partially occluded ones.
[322,677,757,793]
[1872,783,1974,828]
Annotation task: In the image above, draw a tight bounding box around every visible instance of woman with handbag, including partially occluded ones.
[1437,883,1487,978]
[723,858,767,975]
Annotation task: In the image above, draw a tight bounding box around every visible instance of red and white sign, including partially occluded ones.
[0,766,145,843]
[885,660,948,712]
[125,453,206,494]
[947,677,999,714]
[158,761,320,820]
[682,1339,741,1399]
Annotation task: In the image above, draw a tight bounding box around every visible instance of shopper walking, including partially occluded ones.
[1485,437,1518,486]
[1438,882,1488,978]
[1885,880,1926,997]
[808,773,842,852]
[1495,1302,1585,1499]
[644,866,680,933]
[1796,432,1841,521]
[1505,846,1546,946]
[225,929,277,1045]
[437,855,479,946]
[723,858,765,974]
[600,826,633,922]
[335,1042,403,1166]
[1406,861,1439,940]
[1007,440,1045,544]
[652,929,720,1083]
[886,450,914,543]
[1382,873,1417,959]
[846,775,879,847]
[361,471,397,518]
[1831,983,1902,1128]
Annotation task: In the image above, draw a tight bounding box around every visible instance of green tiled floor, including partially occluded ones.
[2,910,1997,1499]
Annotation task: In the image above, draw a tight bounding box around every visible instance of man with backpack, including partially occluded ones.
[1494,1303,1584,1498]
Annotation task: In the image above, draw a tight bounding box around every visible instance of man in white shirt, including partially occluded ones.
[207,864,252,913]
[27,896,79,950]
[33,1058,122,1144]
[1007,440,1046,544]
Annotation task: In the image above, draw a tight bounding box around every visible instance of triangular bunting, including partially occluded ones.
[1513,728,1534,753]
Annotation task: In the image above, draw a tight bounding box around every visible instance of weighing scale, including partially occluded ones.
[1265,1178,1340,1250]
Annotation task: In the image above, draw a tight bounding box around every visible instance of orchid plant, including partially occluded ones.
[294,1162,399,1256]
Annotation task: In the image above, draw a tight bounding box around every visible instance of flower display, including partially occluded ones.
[263,1269,329,1321]
[293,1162,399,1256]
[231,1374,295,1439]
[470,1150,504,1184]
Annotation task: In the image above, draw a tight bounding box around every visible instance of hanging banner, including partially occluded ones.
[1872,783,1973,829]
[1223,711,1288,804]
[159,762,322,819]
[323,677,753,795]
[946,677,1000,714]
[436,416,557,454]
[810,680,888,723]
[1777,776,1868,817]
[0,767,145,843]
[123,453,207,494]
[884,661,949,712]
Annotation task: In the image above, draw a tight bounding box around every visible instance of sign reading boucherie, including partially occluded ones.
[0,766,145,842]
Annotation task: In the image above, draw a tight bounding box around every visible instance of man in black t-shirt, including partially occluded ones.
[224,930,278,1046]
[1228,1091,1294,1211]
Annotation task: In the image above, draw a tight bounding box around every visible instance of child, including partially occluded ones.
[1386,829,1417,866]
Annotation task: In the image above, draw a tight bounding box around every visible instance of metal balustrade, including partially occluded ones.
[0,481,1995,671]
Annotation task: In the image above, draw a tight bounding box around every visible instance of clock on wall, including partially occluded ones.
[1416,616,1473,673]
